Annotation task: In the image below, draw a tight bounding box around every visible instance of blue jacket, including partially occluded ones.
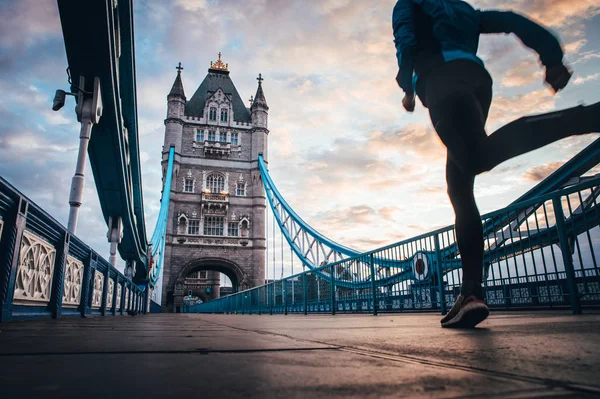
[392,0,564,95]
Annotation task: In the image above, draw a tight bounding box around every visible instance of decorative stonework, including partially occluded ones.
[14,230,56,305]
[116,283,122,310]
[91,270,104,309]
[106,278,114,309]
[172,236,252,247]
[62,256,84,306]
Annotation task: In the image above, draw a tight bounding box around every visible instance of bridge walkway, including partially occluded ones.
[1,312,599,398]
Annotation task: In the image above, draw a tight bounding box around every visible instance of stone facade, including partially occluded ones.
[160,56,268,312]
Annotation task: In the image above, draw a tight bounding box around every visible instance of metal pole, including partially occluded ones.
[330,265,336,315]
[369,254,377,316]
[67,77,102,234]
[434,234,447,315]
[552,197,582,314]
[303,272,308,315]
[67,120,92,234]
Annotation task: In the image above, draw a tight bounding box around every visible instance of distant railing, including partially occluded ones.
[191,176,600,315]
[0,176,147,322]
[202,192,228,202]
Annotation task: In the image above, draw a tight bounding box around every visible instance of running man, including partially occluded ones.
[392,0,599,328]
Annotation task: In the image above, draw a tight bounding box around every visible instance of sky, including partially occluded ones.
[0,0,599,281]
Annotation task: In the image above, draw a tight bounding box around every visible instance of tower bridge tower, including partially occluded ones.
[161,54,268,312]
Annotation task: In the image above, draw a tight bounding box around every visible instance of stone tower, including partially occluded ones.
[160,54,268,313]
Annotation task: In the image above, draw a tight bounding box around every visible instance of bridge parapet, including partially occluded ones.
[190,174,600,316]
[0,176,147,322]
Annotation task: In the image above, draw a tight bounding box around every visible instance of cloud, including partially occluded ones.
[501,59,544,88]
[488,90,556,130]
[521,161,565,182]
[573,72,600,85]
[472,0,600,28]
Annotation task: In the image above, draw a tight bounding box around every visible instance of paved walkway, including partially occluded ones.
[1,311,599,398]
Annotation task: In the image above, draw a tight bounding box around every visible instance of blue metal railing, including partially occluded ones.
[0,176,147,322]
[191,176,600,315]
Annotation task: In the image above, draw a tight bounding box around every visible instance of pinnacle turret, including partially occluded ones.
[168,62,186,99]
[251,73,268,111]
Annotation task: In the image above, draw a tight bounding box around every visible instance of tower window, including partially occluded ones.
[231,133,239,146]
[209,107,217,121]
[208,130,216,142]
[184,179,194,193]
[228,222,239,237]
[187,219,200,235]
[200,271,207,279]
[204,216,224,236]
[236,182,246,196]
[219,132,227,143]
[207,173,225,193]
[220,109,228,122]
[196,130,204,142]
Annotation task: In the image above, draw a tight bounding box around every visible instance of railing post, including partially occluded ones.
[269,284,274,315]
[258,288,262,315]
[0,198,28,322]
[100,266,109,316]
[49,232,70,319]
[284,281,288,315]
[330,265,336,315]
[79,251,93,317]
[119,281,125,315]
[553,197,582,314]
[369,254,377,316]
[112,277,119,315]
[303,273,308,315]
[434,234,447,315]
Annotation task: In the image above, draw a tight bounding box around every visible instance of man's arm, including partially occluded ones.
[392,0,417,96]
[480,10,571,92]
[479,11,563,67]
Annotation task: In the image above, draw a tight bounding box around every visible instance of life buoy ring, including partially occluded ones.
[413,252,430,281]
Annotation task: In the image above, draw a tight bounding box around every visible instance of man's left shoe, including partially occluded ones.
[441,294,489,328]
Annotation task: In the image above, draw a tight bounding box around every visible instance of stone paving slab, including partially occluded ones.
[0,311,599,398]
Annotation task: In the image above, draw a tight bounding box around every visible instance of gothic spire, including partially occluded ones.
[251,73,268,111]
[169,62,186,99]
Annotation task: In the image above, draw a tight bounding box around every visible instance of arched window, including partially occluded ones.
[207,173,225,193]
[209,107,217,121]
[220,109,228,122]
[236,182,246,196]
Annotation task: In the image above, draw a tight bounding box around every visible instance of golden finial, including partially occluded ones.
[210,52,229,71]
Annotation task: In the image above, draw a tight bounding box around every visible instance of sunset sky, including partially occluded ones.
[1,0,599,282]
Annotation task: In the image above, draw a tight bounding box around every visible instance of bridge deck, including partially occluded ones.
[1,312,599,398]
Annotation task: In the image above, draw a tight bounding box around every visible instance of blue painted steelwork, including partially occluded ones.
[259,151,600,294]
[57,0,148,273]
[148,147,175,287]
[0,176,144,322]
[260,156,414,289]
[193,175,600,315]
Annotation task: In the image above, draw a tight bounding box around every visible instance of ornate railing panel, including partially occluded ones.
[106,278,114,310]
[14,231,56,305]
[116,284,122,311]
[91,270,104,309]
[62,256,83,306]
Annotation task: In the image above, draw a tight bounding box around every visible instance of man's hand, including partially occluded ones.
[403,93,416,113]
[545,63,572,93]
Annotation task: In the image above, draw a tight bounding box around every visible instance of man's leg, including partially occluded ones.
[477,102,600,174]
[446,158,484,296]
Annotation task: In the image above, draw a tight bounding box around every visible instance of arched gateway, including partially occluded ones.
[160,54,268,312]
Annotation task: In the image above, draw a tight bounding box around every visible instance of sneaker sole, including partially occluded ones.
[441,302,489,329]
